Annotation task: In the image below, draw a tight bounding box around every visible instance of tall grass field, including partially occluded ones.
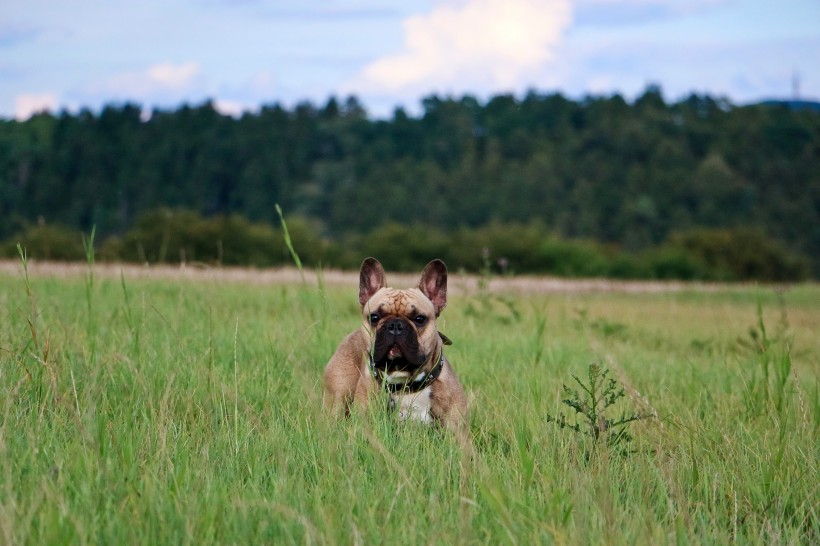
[1,260,818,544]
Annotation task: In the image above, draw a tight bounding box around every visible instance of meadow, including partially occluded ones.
[1,260,818,545]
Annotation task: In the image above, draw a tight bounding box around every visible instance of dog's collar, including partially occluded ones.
[369,350,445,394]
[438,331,453,345]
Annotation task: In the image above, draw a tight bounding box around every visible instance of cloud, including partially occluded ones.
[15,92,58,120]
[144,62,201,90]
[213,99,250,118]
[349,0,573,98]
[91,61,204,103]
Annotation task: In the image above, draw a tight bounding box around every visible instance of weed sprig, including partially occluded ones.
[546,363,650,456]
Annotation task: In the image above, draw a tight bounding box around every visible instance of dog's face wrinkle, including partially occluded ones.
[367,290,434,322]
[367,302,428,335]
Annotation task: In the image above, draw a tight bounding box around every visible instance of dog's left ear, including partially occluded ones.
[418,259,447,317]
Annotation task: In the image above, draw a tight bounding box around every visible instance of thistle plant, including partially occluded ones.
[546,363,649,456]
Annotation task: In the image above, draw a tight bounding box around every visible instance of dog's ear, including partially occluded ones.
[418,259,447,316]
[359,257,386,307]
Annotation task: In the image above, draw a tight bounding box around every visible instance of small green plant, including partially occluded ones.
[572,307,629,339]
[83,226,98,360]
[15,243,55,406]
[16,244,38,381]
[739,298,795,417]
[464,246,521,324]
[546,363,649,456]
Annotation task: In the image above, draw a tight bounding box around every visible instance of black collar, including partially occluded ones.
[369,350,445,394]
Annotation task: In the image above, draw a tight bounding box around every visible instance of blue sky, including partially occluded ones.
[2,0,818,119]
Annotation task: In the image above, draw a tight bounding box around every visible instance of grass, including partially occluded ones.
[0,263,818,545]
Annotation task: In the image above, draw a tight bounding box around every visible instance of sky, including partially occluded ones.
[2,0,819,120]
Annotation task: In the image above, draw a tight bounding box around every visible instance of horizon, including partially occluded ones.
[3,85,817,124]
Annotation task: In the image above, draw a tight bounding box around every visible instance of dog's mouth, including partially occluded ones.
[387,345,403,360]
[373,343,425,373]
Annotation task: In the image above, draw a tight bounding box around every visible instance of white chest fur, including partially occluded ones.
[389,387,433,424]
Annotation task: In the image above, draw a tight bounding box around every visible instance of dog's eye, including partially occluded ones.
[369,313,380,325]
[414,315,427,326]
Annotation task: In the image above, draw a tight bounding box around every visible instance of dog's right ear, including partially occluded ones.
[359,257,386,307]
[418,259,447,317]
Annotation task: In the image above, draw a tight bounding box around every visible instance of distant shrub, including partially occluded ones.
[216,214,279,266]
[99,208,329,267]
[450,223,615,278]
[606,253,653,280]
[345,222,450,272]
[666,228,809,281]
[642,247,708,280]
[337,221,563,275]
[449,222,550,273]
[535,238,612,277]
[0,222,86,261]
[4,212,811,283]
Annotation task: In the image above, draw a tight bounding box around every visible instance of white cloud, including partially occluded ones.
[145,62,201,90]
[14,92,58,120]
[349,0,573,98]
[94,61,204,102]
[213,99,251,118]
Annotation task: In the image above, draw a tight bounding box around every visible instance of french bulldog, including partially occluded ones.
[323,258,468,438]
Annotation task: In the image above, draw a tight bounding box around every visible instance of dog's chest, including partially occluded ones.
[388,387,433,424]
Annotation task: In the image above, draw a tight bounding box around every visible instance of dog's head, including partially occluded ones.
[357,257,447,379]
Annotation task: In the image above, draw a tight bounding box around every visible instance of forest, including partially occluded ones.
[1,87,818,280]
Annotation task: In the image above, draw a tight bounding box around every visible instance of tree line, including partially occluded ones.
[1,87,818,279]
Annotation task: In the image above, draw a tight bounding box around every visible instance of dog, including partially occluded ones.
[323,257,468,438]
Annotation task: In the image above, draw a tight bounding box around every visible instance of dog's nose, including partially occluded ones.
[386,319,405,336]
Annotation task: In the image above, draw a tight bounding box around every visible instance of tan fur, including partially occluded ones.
[323,258,469,441]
